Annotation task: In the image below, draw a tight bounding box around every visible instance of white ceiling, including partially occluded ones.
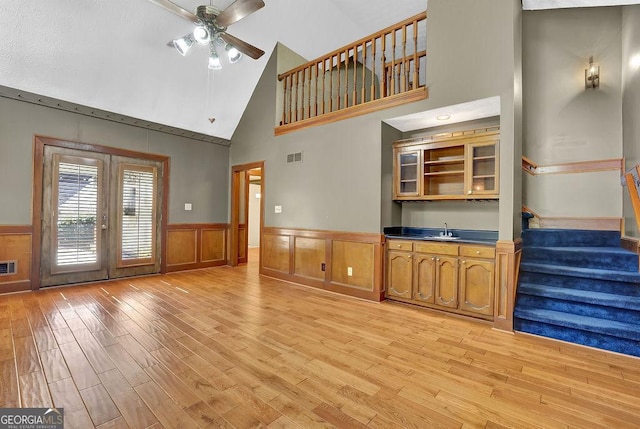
[0,0,637,141]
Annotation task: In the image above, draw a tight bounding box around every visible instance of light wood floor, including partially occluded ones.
[1,252,640,429]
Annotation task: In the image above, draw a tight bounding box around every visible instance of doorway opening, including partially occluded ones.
[230,161,264,267]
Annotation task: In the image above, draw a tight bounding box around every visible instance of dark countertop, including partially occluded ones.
[383,226,498,246]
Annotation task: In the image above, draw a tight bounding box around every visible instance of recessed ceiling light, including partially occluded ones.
[436,114,451,121]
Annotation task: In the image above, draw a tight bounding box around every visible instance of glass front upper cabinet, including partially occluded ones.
[466,141,498,196]
[396,150,420,197]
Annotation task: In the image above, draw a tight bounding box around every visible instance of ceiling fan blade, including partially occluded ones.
[215,0,265,27]
[220,33,265,60]
[147,0,200,24]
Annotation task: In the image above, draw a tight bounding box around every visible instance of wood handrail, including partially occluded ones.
[277,12,427,81]
[625,165,640,231]
[522,157,623,176]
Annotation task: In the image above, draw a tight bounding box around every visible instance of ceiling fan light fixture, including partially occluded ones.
[172,35,194,56]
[209,47,222,70]
[193,25,210,44]
[226,44,242,63]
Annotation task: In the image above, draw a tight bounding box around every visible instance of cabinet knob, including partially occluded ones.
[397,244,401,248]
[436,258,440,262]
[468,190,473,194]
[431,257,435,261]
[476,250,480,254]
[462,260,466,264]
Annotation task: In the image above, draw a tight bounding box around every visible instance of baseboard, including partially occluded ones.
[166,260,227,273]
[0,280,31,294]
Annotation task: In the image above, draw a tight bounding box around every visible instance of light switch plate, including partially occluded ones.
[184,203,192,211]
[274,205,282,213]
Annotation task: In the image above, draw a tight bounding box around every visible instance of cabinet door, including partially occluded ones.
[387,251,413,298]
[459,258,495,316]
[414,254,436,303]
[466,142,499,197]
[394,150,420,198]
[434,256,458,308]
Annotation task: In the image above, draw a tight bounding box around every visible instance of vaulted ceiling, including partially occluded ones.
[0,0,637,141]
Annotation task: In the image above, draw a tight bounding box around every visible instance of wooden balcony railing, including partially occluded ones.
[275,12,427,135]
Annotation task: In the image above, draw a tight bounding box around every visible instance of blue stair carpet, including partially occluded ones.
[514,229,640,357]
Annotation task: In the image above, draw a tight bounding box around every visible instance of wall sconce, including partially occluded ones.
[585,56,600,89]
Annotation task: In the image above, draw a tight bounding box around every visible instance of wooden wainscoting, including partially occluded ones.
[166,224,227,272]
[261,227,385,301]
[0,225,33,293]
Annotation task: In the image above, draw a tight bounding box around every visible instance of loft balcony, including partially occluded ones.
[275,12,427,136]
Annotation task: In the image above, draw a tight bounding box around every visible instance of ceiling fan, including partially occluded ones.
[148,0,265,69]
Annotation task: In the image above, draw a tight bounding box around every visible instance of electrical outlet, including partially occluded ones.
[347,266,353,276]
[321,263,326,272]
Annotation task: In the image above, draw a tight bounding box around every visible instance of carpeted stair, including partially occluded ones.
[514,229,640,357]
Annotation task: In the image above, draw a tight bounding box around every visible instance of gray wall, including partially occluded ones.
[522,7,623,218]
[231,0,522,239]
[622,5,640,237]
[0,97,229,225]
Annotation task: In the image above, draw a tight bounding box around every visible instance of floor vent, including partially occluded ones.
[287,152,303,163]
[0,261,17,276]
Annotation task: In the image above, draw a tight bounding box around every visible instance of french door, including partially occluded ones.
[40,146,163,287]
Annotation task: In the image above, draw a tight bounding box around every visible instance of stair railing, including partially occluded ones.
[276,12,427,133]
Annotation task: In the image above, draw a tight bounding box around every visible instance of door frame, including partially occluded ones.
[32,135,170,290]
[230,161,264,267]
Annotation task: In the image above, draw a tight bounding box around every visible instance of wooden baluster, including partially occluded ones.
[307,66,313,118]
[371,38,376,101]
[293,71,298,122]
[301,68,306,120]
[284,74,292,124]
[381,33,386,97]
[313,63,317,117]
[361,42,366,104]
[413,19,419,90]
[320,59,327,115]
[352,47,357,106]
[281,76,287,125]
[336,54,340,112]
[343,49,349,109]
[391,29,397,96]
[402,24,407,93]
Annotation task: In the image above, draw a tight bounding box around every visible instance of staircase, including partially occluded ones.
[514,229,640,357]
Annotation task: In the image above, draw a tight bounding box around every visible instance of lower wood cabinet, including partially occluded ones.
[387,250,413,299]
[459,258,495,316]
[385,239,496,320]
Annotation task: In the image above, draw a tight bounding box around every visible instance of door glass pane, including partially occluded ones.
[56,162,99,266]
[120,166,156,263]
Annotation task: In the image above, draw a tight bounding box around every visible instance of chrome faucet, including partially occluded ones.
[441,222,450,237]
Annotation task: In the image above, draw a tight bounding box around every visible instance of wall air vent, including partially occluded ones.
[286,152,303,163]
[0,261,17,276]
